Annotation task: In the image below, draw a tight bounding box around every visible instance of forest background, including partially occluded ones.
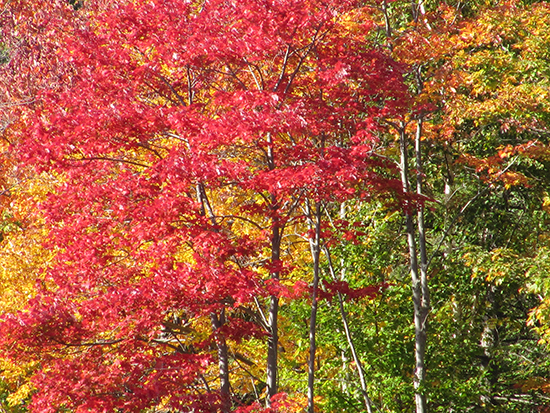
[1,0,550,412]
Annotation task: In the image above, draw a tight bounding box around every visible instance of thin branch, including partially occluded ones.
[58,339,124,347]
[273,44,292,92]
[253,297,269,330]
[159,75,187,106]
[187,65,195,105]
[245,60,265,91]
[284,25,328,95]
[382,0,393,45]
[199,374,212,393]
[163,132,190,144]
[136,141,163,159]
[0,98,36,108]
[229,64,250,89]
[73,156,151,168]
[217,214,266,231]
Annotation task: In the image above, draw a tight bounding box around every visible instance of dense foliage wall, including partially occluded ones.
[1,0,550,412]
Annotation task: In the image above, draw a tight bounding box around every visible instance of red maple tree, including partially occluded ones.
[0,0,409,411]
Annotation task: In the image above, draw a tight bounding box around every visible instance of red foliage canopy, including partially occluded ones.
[0,0,409,410]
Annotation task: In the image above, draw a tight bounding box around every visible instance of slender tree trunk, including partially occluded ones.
[324,247,374,413]
[480,286,496,406]
[197,183,231,412]
[415,118,430,413]
[307,201,322,413]
[443,148,455,258]
[415,119,430,364]
[266,132,282,404]
[211,311,231,412]
[266,220,281,403]
[399,125,428,413]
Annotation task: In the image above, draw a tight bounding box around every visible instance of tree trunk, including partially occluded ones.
[266,221,281,403]
[211,311,231,412]
[307,201,322,413]
[197,183,232,412]
[324,247,374,413]
[400,125,428,413]
[415,118,430,413]
[266,131,282,405]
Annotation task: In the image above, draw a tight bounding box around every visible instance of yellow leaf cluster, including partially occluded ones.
[0,170,60,407]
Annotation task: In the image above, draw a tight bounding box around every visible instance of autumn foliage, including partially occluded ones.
[0,0,406,411]
[4,0,550,412]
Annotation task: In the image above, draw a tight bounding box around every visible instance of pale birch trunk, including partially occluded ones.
[399,124,429,413]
